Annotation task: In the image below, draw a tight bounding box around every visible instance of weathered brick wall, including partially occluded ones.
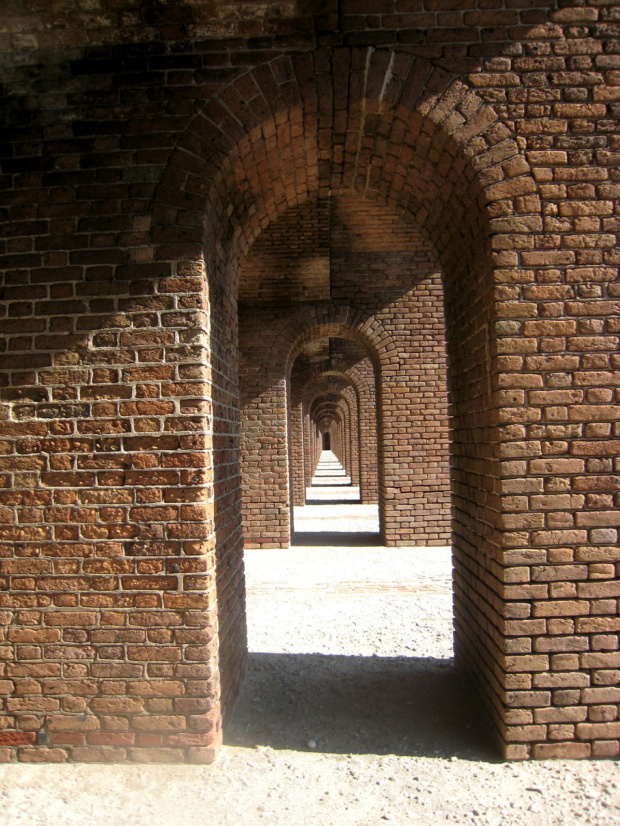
[289,394,306,508]
[0,259,224,762]
[0,0,619,762]
[346,359,379,504]
[340,384,359,485]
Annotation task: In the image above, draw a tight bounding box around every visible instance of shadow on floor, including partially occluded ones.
[292,531,381,546]
[304,498,362,506]
[224,653,499,762]
[309,482,352,487]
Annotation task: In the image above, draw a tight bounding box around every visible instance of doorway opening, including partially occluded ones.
[293,448,380,547]
[152,51,545,758]
[286,330,382,543]
[229,191,495,758]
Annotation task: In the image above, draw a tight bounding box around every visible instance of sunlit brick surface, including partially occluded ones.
[0,1,619,762]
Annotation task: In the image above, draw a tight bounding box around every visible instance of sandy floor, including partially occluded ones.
[0,453,619,825]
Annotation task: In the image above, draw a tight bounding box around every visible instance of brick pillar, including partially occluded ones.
[0,261,228,763]
[289,398,306,507]
[303,411,313,495]
[350,360,378,504]
[239,309,290,549]
[342,385,360,487]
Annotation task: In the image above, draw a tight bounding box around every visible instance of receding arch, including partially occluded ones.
[151,49,536,286]
[292,361,377,505]
[241,308,391,547]
[310,392,355,483]
[150,45,545,760]
[303,377,360,486]
[273,304,394,378]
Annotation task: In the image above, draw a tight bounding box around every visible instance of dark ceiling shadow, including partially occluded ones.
[292,531,380,546]
[304,498,361,506]
[224,653,498,761]
[310,481,352,487]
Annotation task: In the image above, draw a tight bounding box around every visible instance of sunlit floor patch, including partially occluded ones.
[230,452,492,759]
[295,450,379,530]
[231,542,493,759]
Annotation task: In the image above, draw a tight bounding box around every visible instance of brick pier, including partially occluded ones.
[0,1,619,761]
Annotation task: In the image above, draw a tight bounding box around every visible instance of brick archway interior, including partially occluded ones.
[194,57,536,757]
[238,194,453,551]
[297,361,370,507]
[3,25,619,763]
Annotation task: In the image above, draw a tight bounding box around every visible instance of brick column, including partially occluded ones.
[289,398,305,508]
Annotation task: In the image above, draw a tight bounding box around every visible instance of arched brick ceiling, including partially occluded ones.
[238,192,440,306]
[260,302,397,378]
[307,378,355,411]
[282,315,391,376]
[296,369,365,408]
[238,198,330,305]
[294,336,333,366]
[153,49,536,288]
[291,337,369,377]
[311,396,349,426]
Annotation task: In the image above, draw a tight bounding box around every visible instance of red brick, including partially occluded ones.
[0,11,619,766]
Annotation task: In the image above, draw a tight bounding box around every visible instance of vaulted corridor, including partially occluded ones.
[2,0,620,765]
[293,450,379,545]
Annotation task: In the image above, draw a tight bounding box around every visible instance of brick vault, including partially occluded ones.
[0,1,619,762]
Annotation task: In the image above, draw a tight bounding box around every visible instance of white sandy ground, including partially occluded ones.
[0,454,619,825]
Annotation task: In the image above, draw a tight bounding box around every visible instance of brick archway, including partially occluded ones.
[150,51,547,760]
[296,369,375,503]
[240,306,393,548]
[309,391,355,485]
[291,373,363,506]
[151,50,534,279]
[1,5,619,766]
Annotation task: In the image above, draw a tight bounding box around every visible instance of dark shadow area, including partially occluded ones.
[224,653,498,761]
[310,480,352,487]
[304,498,361,506]
[292,531,380,547]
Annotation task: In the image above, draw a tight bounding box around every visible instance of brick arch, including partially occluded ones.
[335,363,379,503]
[152,45,554,762]
[154,44,537,580]
[250,298,454,545]
[310,388,359,470]
[240,304,394,547]
[308,386,355,419]
[313,397,350,476]
[300,369,364,401]
[269,303,397,378]
[310,392,353,427]
[305,378,360,487]
[272,308,393,534]
[290,368,370,505]
[151,48,537,292]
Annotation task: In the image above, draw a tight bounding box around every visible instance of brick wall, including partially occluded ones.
[1,0,619,761]
[0,259,224,762]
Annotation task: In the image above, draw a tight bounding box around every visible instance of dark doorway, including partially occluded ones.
[322,432,331,450]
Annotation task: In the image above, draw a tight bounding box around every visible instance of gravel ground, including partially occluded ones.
[0,454,619,825]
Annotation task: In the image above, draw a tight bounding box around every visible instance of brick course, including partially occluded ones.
[0,0,619,762]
